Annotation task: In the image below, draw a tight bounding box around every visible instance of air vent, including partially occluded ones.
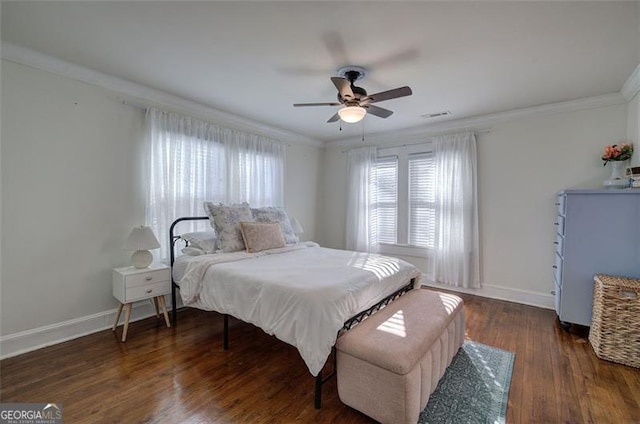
[421,111,452,119]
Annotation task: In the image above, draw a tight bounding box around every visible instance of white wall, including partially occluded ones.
[1,60,145,337]
[317,103,628,306]
[285,143,320,241]
[0,60,321,350]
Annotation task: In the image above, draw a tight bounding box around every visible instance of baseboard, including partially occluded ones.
[0,299,179,360]
[1,281,553,359]
[421,278,555,310]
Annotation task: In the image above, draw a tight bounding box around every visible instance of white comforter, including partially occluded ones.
[178,242,421,376]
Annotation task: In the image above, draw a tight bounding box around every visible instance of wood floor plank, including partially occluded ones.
[2,291,639,423]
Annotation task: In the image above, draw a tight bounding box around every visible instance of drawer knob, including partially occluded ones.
[554,222,559,226]
[552,265,558,269]
[554,203,560,206]
[553,242,559,245]
[551,290,556,295]
[145,276,153,281]
[146,289,153,293]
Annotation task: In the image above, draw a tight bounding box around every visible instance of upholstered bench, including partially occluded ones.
[335,289,465,424]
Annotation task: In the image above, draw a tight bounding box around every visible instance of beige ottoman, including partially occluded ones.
[335,289,465,424]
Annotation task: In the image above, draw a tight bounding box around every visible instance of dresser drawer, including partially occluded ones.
[124,280,170,302]
[555,194,566,216]
[553,279,562,316]
[125,268,170,288]
[112,265,171,304]
[553,233,564,255]
[554,215,565,235]
[553,253,563,286]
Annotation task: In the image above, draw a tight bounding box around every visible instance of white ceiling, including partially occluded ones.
[2,1,639,143]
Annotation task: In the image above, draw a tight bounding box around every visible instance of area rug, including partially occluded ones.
[418,340,515,424]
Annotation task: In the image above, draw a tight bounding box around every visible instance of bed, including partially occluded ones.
[169,216,421,408]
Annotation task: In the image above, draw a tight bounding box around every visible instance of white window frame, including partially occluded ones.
[375,142,434,258]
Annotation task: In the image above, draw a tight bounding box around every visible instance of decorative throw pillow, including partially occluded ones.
[181,231,217,254]
[251,207,298,244]
[203,202,253,252]
[181,246,205,256]
[239,221,286,253]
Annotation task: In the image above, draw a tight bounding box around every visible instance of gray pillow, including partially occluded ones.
[251,206,297,244]
[204,202,253,252]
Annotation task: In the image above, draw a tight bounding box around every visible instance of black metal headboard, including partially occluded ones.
[169,216,209,325]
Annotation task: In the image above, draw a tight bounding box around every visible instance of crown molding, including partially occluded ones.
[325,92,627,149]
[621,63,640,101]
[3,41,633,150]
[0,42,324,148]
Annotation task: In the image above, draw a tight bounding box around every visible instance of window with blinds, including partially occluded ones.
[408,153,436,248]
[374,147,436,252]
[375,156,398,244]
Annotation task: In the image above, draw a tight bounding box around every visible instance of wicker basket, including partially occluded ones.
[589,275,640,368]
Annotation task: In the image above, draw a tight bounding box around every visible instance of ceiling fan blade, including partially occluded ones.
[365,105,394,119]
[362,86,412,104]
[331,77,355,100]
[365,48,419,70]
[293,102,341,107]
[322,32,350,67]
[327,112,340,123]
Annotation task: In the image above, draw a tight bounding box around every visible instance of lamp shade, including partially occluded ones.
[290,218,304,235]
[124,226,160,268]
[338,106,367,123]
[123,226,160,251]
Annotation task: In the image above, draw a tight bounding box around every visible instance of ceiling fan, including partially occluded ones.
[293,66,412,124]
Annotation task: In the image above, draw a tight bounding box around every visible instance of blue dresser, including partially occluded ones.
[553,190,640,327]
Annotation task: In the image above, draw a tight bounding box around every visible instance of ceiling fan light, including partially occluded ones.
[338,106,367,123]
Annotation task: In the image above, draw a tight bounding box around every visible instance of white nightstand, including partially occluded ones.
[112,263,171,342]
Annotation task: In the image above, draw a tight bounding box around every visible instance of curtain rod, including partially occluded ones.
[120,100,291,147]
[341,129,491,153]
[121,99,147,110]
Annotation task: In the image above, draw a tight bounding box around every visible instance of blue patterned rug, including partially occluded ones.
[418,341,515,424]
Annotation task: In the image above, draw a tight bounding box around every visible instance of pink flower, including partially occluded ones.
[602,143,634,165]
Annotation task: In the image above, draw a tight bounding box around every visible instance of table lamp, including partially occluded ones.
[123,226,161,268]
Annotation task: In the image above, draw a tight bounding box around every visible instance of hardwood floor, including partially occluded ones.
[2,291,639,423]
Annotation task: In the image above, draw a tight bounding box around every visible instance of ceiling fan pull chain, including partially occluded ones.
[339,121,342,131]
[362,119,365,142]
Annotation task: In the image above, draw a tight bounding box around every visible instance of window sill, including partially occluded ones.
[377,243,430,258]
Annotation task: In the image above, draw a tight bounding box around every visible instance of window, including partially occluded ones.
[146,108,285,261]
[375,156,398,244]
[374,144,435,254]
[408,153,436,248]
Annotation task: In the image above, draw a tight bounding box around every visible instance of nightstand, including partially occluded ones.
[112,263,171,342]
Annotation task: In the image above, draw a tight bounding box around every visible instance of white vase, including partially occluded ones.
[603,161,629,189]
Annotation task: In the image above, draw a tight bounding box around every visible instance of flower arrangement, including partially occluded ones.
[602,143,633,165]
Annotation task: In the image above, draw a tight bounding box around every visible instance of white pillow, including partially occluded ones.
[181,246,205,256]
[181,231,217,254]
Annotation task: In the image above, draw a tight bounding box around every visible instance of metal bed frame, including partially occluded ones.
[168,216,415,409]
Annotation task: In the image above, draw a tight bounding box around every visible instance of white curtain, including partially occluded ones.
[432,132,480,288]
[225,133,285,206]
[345,146,378,252]
[145,108,285,261]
